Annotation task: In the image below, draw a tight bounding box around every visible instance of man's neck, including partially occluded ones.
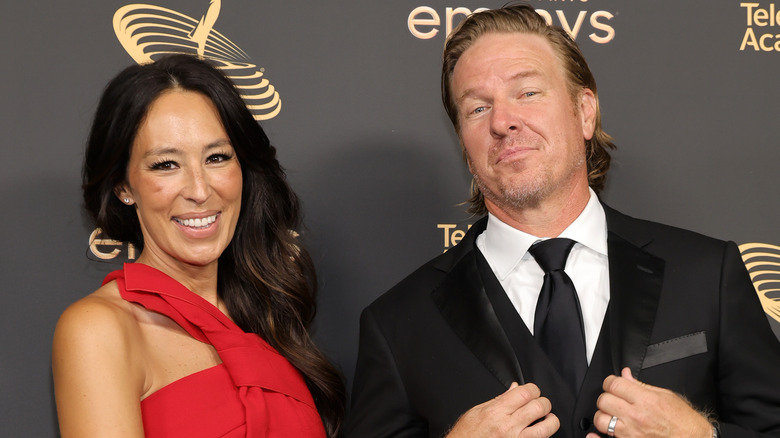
[486,183,591,238]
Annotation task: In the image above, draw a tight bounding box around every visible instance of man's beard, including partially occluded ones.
[474,170,548,211]
[472,150,586,212]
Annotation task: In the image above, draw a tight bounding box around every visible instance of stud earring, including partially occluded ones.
[123,198,130,204]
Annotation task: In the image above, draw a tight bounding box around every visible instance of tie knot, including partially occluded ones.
[529,238,576,272]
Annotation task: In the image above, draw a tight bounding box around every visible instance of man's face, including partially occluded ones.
[451,32,596,215]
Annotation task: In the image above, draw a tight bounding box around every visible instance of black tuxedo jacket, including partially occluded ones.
[346,206,780,438]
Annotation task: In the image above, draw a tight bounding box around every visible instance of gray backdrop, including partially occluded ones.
[2,1,779,435]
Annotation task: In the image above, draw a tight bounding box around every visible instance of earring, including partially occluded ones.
[123,198,130,204]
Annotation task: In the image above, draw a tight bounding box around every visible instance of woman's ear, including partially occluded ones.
[114,185,135,206]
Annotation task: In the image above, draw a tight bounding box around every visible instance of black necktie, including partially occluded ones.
[529,238,587,394]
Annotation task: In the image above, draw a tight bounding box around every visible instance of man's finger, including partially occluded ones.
[602,372,646,405]
[594,392,632,422]
[509,394,552,425]
[495,383,542,412]
[520,413,560,438]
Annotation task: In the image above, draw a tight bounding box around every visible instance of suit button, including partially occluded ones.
[579,417,592,430]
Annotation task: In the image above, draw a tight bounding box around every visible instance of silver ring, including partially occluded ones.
[607,415,618,436]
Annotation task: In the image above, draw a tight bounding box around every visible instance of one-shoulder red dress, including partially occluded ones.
[103,263,326,438]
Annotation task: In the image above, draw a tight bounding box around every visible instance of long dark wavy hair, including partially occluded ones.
[441,3,616,215]
[82,54,345,436]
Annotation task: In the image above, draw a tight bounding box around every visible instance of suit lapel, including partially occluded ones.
[604,206,665,376]
[570,205,666,434]
[431,218,524,388]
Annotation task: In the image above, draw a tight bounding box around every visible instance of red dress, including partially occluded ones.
[104,263,326,438]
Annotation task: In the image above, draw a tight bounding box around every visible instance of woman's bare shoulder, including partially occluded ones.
[53,281,147,437]
[52,280,147,379]
[54,280,139,345]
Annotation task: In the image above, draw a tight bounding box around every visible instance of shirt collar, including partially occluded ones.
[481,188,608,280]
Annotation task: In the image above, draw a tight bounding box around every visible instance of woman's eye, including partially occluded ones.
[207,153,233,164]
[150,160,177,170]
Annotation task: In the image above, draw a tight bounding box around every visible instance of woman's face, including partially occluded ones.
[118,90,243,270]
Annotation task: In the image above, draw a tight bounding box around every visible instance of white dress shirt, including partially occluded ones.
[475,188,610,363]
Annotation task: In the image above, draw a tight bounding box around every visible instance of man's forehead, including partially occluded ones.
[455,32,560,72]
[452,33,560,88]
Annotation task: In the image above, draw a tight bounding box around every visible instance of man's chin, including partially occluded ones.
[483,187,546,213]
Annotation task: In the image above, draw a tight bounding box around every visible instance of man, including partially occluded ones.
[346,4,780,438]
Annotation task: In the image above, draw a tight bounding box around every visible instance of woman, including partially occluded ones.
[53,54,345,437]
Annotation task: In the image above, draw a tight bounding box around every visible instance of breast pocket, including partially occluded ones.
[641,331,708,369]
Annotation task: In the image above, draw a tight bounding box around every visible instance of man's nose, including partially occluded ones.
[490,102,523,137]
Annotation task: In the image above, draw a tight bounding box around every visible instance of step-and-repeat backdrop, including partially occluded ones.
[2,1,779,435]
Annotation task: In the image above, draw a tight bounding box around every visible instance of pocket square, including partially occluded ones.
[642,331,708,369]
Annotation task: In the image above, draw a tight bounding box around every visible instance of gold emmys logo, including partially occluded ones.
[408,5,615,43]
[739,242,780,324]
[113,0,281,120]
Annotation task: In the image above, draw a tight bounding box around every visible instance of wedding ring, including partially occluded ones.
[607,415,618,436]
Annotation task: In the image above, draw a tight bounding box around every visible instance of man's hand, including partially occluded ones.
[446,382,559,438]
[586,368,713,438]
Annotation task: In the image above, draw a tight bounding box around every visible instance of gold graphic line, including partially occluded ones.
[744,261,780,271]
[245,93,280,110]
[240,78,271,89]
[240,87,275,98]
[743,253,780,261]
[741,242,780,252]
[249,101,281,119]
[229,71,265,80]
[241,87,275,101]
